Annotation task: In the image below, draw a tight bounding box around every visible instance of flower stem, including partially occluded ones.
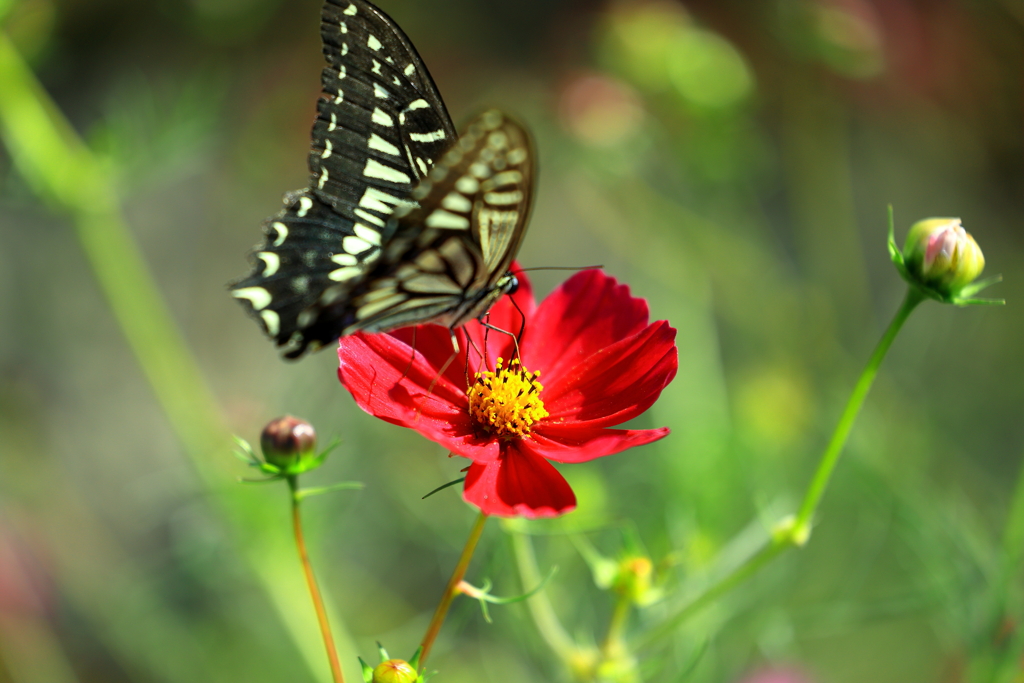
[600,595,631,661]
[1,27,356,683]
[639,287,924,649]
[289,477,345,683]
[419,511,489,668]
[510,530,576,661]
[793,287,924,535]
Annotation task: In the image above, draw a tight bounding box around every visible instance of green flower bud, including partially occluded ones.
[903,218,985,295]
[371,659,418,683]
[260,416,317,471]
[612,555,653,604]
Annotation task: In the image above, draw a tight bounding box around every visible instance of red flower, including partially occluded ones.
[337,269,677,518]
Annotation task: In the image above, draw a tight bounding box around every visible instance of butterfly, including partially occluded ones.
[230,0,534,359]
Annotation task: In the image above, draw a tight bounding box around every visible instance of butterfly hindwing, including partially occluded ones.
[341,110,534,334]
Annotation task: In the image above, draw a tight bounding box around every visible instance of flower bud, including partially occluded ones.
[371,659,418,683]
[903,218,985,295]
[612,555,653,604]
[260,416,317,471]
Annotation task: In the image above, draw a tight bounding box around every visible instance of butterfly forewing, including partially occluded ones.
[231,2,534,359]
[231,0,458,356]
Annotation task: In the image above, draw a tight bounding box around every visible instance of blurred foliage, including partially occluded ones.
[2,0,1024,682]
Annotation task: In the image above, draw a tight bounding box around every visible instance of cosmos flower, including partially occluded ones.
[337,269,677,518]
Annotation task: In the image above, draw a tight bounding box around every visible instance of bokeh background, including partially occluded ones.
[1,0,1023,681]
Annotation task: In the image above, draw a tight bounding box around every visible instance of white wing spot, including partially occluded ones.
[392,76,401,86]
[371,108,393,127]
[372,59,382,76]
[343,235,374,254]
[355,209,385,227]
[358,187,411,214]
[329,266,362,282]
[344,3,357,15]
[271,222,289,246]
[321,140,333,159]
[338,65,346,79]
[363,158,411,184]
[416,157,428,176]
[317,168,329,189]
[486,170,523,189]
[340,21,348,33]
[354,223,383,244]
[425,209,471,230]
[441,191,472,213]
[368,34,382,51]
[258,252,281,277]
[404,63,415,77]
[405,99,429,111]
[233,287,272,310]
[507,147,527,165]
[455,176,479,194]
[341,42,349,56]
[487,130,509,148]
[297,196,313,217]
[334,89,344,105]
[374,83,390,100]
[328,114,337,131]
[485,190,523,205]
[297,310,316,328]
[332,253,358,267]
[409,130,446,143]
[368,133,400,156]
[260,310,280,336]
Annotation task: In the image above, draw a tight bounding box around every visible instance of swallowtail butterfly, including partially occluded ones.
[231,0,534,359]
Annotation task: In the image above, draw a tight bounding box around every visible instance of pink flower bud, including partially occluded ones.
[903,218,985,295]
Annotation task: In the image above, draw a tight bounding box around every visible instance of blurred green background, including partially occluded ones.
[1,0,1023,681]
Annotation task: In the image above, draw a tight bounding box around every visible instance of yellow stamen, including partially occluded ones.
[467,357,548,438]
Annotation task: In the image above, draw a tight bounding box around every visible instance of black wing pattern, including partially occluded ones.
[230,0,534,359]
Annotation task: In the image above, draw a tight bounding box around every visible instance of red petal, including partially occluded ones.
[541,321,677,428]
[337,332,501,462]
[529,426,670,464]
[462,442,576,518]
[522,270,651,380]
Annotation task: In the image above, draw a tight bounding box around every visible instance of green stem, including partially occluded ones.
[419,512,489,668]
[972,441,1024,681]
[638,287,925,649]
[600,596,631,661]
[0,29,353,682]
[0,28,223,461]
[793,287,924,534]
[510,530,576,661]
[289,478,345,683]
[636,537,787,649]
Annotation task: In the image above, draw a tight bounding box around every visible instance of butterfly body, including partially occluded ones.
[231,0,534,359]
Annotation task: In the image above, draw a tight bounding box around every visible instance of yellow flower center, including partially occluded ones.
[467,357,548,438]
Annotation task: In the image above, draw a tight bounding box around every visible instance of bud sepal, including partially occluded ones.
[888,208,1003,306]
[360,644,428,683]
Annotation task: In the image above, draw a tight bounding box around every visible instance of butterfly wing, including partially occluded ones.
[231,0,457,357]
[335,110,535,336]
